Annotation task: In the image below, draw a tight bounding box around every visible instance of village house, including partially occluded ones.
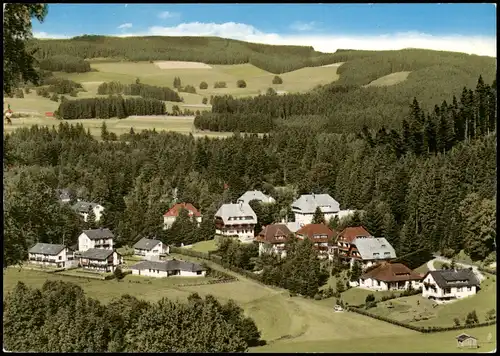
[422,269,480,301]
[358,262,423,291]
[337,226,373,259]
[347,237,397,269]
[78,248,122,273]
[237,190,276,205]
[28,243,74,268]
[133,237,169,259]
[291,193,340,226]
[255,224,293,258]
[55,188,73,203]
[456,333,478,349]
[214,202,257,243]
[71,200,105,222]
[295,224,337,259]
[77,228,114,252]
[129,259,206,277]
[163,202,202,229]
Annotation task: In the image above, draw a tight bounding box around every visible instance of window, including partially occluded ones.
[467,287,471,291]
[59,256,62,260]
[444,288,451,294]
[197,271,202,275]
[457,287,462,292]
[149,269,152,272]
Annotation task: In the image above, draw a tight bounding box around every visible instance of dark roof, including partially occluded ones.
[80,248,115,260]
[28,243,66,255]
[133,237,162,250]
[425,269,480,289]
[130,259,205,272]
[456,333,477,342]
[82,228,114,240]
[255,224,293,244]
[361,262,423,282]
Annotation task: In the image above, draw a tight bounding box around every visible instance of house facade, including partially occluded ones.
[348,237,397,269]
[78,248,122,272]
[130,259,206,277]
[133,237,169,259]
[214,202,257,243]
[255,224,293,258]
[237,190,276,205]
[28,243,73,268]
[163,203,202,229]
[78,228,114,252]
[337,226,373,260]
[71,200,105,222]
[291,194,340,226]
[358,262,423,291]
[422,269,479,301]
[295,224,337,259]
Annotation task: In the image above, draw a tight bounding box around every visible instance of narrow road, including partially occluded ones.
[428,254,485,282]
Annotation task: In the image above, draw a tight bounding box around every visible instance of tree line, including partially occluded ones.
[97,81,182,102]
[194,112,275,133]
[55,96,166,120]
[38,54,92,73]
[3,280,262,352]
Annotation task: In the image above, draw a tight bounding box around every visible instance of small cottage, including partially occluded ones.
[78,248,122,273]
[133,237,169,259]
[130,259,206,278]
[456,333,478,348]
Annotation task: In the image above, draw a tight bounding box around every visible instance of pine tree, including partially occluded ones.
[101,121,109,141]
[312,206,326,224]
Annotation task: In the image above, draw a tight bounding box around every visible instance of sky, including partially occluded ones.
[32,4,497,57]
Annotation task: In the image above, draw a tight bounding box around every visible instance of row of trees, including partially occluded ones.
[55,96,166,120]
[194,112,275,133]
[42,77,83,94]
[38,54,92,73]
[97,81,182,102]
[3,281,262,352]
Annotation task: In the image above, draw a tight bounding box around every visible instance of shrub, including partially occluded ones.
[266,88,277,96]
[465,310,479,325]
[365,301,377,309]
[69,90,78,97]
[335,279,345,294]
[50,93,59,102]
[486,309,496,321]
[236,80,247,88]
[113,266,124,280]
[365,294,375,303]
[272,75,283,85]
[180,85,197,94]
[24,87,31,94]
[454,317,461,326]
[214,81,227,89]
[314,293,322,300]
[202,97,208,105]
[200,81,208,90]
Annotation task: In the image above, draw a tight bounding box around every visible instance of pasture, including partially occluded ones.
[364,71,411,87]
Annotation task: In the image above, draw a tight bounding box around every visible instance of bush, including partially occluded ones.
[266,88,277,96]
[314,293,322,300]
[69,90,78,97]
[465,310,479,325]
[322,286,334,298]
[14,89,24,98]
[365,301,377,309]
[236,80,247,88]
[113,266,124,280]
[454,317,461,326]
[50,93,59,102]
[365,294,376,303]
[202,97,208,105]
[24,87,32,94]
[200,81,208,90]
[272,75,283,85]
[486,309,496,321]
[214,81,227,89]
[335,279,345,294]
[180,85,197,94]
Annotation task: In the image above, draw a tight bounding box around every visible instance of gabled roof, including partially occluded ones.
[424,269,480,289]
[28,243,66,255]
[353,237,396,260]
[72,201,102,213]
[80,248,116,260]
[361,262,423,282]
[256,224,293,244]
[456,333,477,342]
[338,226,372,243]
[215,202,257,225]
[285,221,303,233]
[163,203,201,217]
[296,224,336,243]
[237,190,275,204]
[130,259,205,272]
[291,194,340,214]
[82,228,114,240]
[133,237,162,250]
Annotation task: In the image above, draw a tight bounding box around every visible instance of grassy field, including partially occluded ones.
[187,237,220,253]
[3,259,496,352]
[364,71,411,87]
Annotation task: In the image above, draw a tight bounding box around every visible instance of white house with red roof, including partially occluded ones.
[163,203,202,230]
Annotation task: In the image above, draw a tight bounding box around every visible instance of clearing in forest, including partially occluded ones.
[363,71,411,87]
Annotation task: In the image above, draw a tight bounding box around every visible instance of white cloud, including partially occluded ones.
[117,23,133,30]
[33,22,497,57]
[158,11,180,20]
[290,21,318,32]
[124,4,128,8]
[33,31,70,39]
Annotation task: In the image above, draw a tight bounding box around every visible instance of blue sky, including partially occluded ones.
[32,4,497,56]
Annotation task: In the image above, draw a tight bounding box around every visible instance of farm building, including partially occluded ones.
[456,333,478,348]
[214,202,257,243]
[358,262,423,291]
[129,259,206,277]
[422,269,479,301]
[133,237,169,259]
[28,243,74,268]
[163,202,202,229]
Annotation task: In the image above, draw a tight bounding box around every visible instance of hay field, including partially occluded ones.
[363,71,412,87]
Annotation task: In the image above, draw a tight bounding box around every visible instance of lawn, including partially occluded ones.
[187,237,220,253]
[339,286,396,306]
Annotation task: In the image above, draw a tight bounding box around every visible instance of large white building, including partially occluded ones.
[78,248,122,273]
[237,190,276,205]
[422,269,480,301]
[214,202,257,243]
[78,228,114,252]
[28,243,74,268]
[129,259,206,278]
[291,194,340,226]
[358,262,423,291]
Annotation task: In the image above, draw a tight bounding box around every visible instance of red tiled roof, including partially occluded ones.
[361,262,423,282]
[338,226,372,243]
[296,224,336,243]
[255,224,293,244]
[163,203,201,217]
